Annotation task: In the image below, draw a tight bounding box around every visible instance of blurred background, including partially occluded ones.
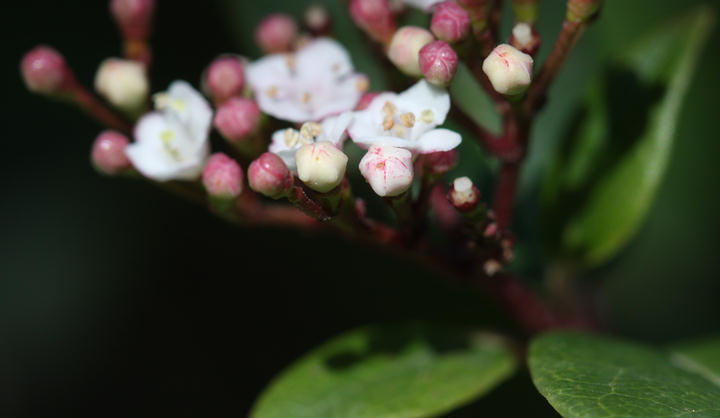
[3,0,719,416]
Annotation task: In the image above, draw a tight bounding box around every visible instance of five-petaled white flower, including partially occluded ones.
[348,80,461,154]
[403,0,444,11]
[269,112,353,173]
[246,38,368,123]
[125,81,213,181]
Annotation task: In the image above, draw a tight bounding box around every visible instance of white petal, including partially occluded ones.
[309,75,364,121]
[348,92,397,141]
[352,135,416,150]
[269,129,293,153]
[320,111,353,146]
[275,149,298,174]
[397,80,450,126]
[403,0,444,10]
[415,128,462,153]
[296,38,354,79]
[164,80,213,147]
[246,54,292,91]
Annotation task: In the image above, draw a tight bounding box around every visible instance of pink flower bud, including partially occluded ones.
[213,98,262,143]
[248,152,294,199]
[431,1,471,43]
[110,0,156,41]
[202,56,245,105]
[482,44,533,96]
[419,40,458,87]
[349,0,396,45]
[424,149,459,175]
[355,92,380,110]
[509,23,540,56]
[448,176,479,211]
[359,145,414,197]
[304,4,331,35]
[387,26,435,77]
[202,153,244,198]
[91,130,131,175]
[255,14,298,54]
[566,0,603,23]
[20,46,74,95]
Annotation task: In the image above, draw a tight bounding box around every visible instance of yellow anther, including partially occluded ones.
[400,112,416,128]
[301,92,311,104]
[332,63,342,73]
[285,55,296,71]
[392,124,406,137]
[355,77,369,92]
[266,86,278,99]
[160,130,175,143]
[382,101,397,116]
[420,109,435,123]
[284,128,299,148]
[160,130,181,161]
[300,122,321,140]
[382,115,395,131]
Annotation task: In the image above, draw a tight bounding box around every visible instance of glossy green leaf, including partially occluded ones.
[450,63,503,135]
[541,8,714,266]
[528,332,720,418]
[251,323,517,418]
[671,337,720,386]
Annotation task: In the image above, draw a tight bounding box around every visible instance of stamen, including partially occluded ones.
[285,55,296,71]
[299,122,321,141]
[355,77,369,92]
[332,63,342,73]
[400,112,416,128]
[382,101,397,116]
[284,128,299,147]
[160,130,181,161]
[382,115,395,131]
[420,109,434,123]
[392,124,406,137]
[301,92,311,104]
[266,86,278,99]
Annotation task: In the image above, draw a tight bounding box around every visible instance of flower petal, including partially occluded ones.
[397,80,450,126]
[296,38,354,79]
[348,92,398,141]
[165,80,213,146]
[352,135,416,150]
[403,0,444,11]
[415,128,462,153]
[321,111,353,146]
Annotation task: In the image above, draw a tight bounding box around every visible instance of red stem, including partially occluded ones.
[492,162,520,231]
[69,83,133,134]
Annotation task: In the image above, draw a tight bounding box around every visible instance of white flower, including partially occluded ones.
[94,58,149,113]
[295,142,348,193]
[125,81,213,181]
[269,112,353,173]
[359,145,414,197]
[403,0,444,11]
[348,80,461,154]
[246,38,368,123]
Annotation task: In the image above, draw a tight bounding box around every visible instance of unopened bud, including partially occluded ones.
[110,0,156,41]
[566,0,602,22]
[457,0,490,33]
[295,141,348,193]
[20,46,74,96]
[91,130,131,175]
[94,58,149,114]
[349,0,396,45]
[202,153,244,199]
[214,98,262,143]
[510,23,540,55]
[431,1,471,43]
[255,14,298,54]
[202,56,245,105]
[304,4,331,35]
[512,0,539,23]
[449,176,479,211]
[356,92,379,110]
[248,152,294,199]
[482,44,533,96]
[483,259,503,276]
[424,149,459,175]
[359,145,414,197]
[419,40,458,87]
[387,26,435,77]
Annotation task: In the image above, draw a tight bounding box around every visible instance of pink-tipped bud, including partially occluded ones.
[448,176,480,211]
[91,130,131,175]
[359,145,414,197]
[387,26,435,77]
[509,23,540,56]
[419,40,458,87]
[349,0,397,45]
[566,0,603,22]
[355,92,380,110]
[482,44,533,96]
[304,4,331,36]
[255,14,298,54]
[431,1,471,43]
[214,98,262,143]
[202,56,245,105]
[110,0,156,41]
[202,153,244,199]
[20,46,74,96]
[248,152,294,199]
[424,150,459,175]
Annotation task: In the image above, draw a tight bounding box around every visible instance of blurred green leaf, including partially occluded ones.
[450,63,503,135]
[541,7,714,267]
[528,332,720,418]
[671,337,720,385]
[251,323,517,418]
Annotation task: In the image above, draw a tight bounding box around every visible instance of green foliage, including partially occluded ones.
[672,337,720,385]
[529,332,720,418]
[251,323,517,418]
[541,7,714,268]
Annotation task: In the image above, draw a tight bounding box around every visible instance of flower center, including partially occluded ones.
[380,101,435,139]
[284,122,324,148]
[154,93,186,114]
[160,129,182,161]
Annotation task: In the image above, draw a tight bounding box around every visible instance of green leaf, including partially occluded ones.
[251,323,517,418]
[450,63,503,136]
[528,332,720,418]
[541,7,714,267]
[671,337,720,386]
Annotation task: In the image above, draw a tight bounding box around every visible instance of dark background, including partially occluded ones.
[3,0,720,416]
